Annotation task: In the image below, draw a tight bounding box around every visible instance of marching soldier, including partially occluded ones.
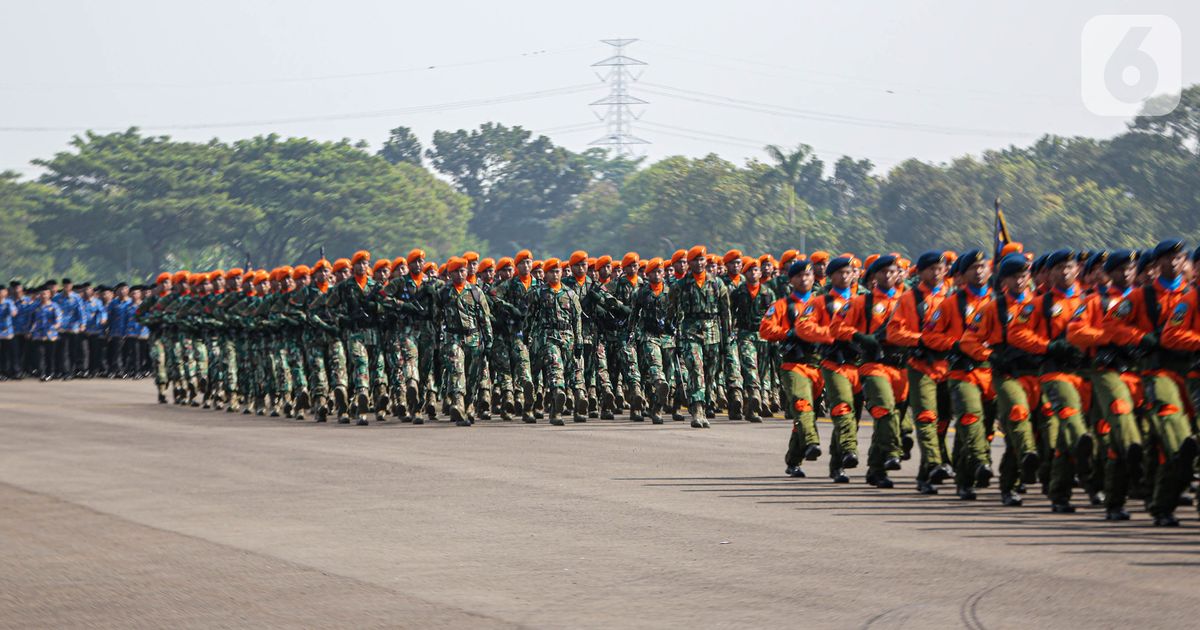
[668,246,731,428]
[432,256,493,426]
[729,256,773,422]
[529,258,584,425]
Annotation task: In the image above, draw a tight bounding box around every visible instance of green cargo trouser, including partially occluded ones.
[736,331,762,404]
[823,365,859,474]
[1144,372,1195,518]
[995,375,1038,494]
[950,374,993,488]
[1040,376,1090,504]
[1089,370,1142,511]
[864,368,904,477]
[782,367,821,468]
[681,340,720,406]
[907,369,945,482]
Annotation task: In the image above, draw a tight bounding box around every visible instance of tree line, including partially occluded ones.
[2,85,1196,283]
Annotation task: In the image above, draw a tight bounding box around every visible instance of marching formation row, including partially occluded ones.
[6,239,1199,526]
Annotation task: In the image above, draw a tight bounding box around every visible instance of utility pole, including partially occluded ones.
[589,38,649,156]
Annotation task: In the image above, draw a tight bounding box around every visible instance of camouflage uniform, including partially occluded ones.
[529,282,584,423]
[668,272,731,422]
[325,276,388,420]
[566,274,610,414]
[730,281,775,419]
[488,276,537,418]
[605,275,644,416]
[432,281,492,424]
[628,280,675,422]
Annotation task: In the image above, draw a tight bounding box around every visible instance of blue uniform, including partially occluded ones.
[15,296,36,335]
[52,292,85,334]
[30,303,63,341]
[84,297,108,334]
[0,298,15,339]
[108,298,134,338]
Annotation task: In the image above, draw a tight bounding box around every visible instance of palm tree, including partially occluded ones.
[761,143,813,226]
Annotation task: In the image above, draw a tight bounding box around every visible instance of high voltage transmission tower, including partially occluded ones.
[589,38,649,156]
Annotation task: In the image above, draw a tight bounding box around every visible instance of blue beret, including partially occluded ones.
[825,256,852,276]
[1030,254,1048,275]
[787,259,812,278]
[1083,251,1107,275]
[1103,250,1135,274]
[1152,239,1185,263]
[865,254,898,279]
[1043,249,1075,270]
[1137,249,1156,273]
[996,253,1030,280]
[957,249,985,271]
[916,251,945,271]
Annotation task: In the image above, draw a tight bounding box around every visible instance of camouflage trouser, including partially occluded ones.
[536,337,573,390]
[508,335,533,394]
[345,331,385,396]
[638,334,675,388]
[579,339,609,398]
[680,339,719,405]
[326,338,348,393]
[417,330,440,402]
[489,336,516,400]
[722,335,742,390]
[300,332,329,399]
[150,334,167,386]
[442,333,484,397]
[206,334,223,391]
[222,336,238,399]
[192,334,209,384]
[735,330,762,401]
[250,335,269,400]
[606,335,640,389]
[267,335,292,396]
[384,328,418,396]
[282,333,306,395]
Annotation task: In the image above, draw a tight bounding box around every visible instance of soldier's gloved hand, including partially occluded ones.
[853,332,881,351]
[1047,338,1074,357]
[1138,332,1159,351]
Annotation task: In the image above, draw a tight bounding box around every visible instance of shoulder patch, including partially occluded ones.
[872,302,886,315]
[1169,302,1187,326]
[802,304,814,316]
[1017,303,1034,324]
[838,302,852,315]
[1116,300,1132,319]
[1071,304,1087,321]
[1049,303,1063,318]
[766,304,775,317]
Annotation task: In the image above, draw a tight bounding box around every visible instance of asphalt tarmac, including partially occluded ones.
[2,379,1198,629]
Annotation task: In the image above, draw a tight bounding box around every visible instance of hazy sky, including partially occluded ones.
[2,1,1197,179]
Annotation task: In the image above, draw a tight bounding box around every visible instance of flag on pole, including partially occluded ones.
[993,197,1012,262]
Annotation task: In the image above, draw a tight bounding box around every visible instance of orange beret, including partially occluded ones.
[210,270,224,281]
[532,260,543,269]
[496,257,514,271]
[568,250,589,266]
[594,255,613,270]
[741,255,757,269]
[391,257,407,270]
[559,260,570,270]
[646,257,664,272]
[864,254,880,269]
[810,251,831,264]
[406,248,425,264]
[372,259,390,273]
[331,258,351,273]
[478,257,495,272]
[514,249,533,264]
[292,265,311,279]
[779,250,798,266]
[254,270,270,283]
[758,254,773,268]
[422,261,436,273]
[999,243,1023,258]
[839,252,855,260]
[186,273,201,285]
[687,245,707,261]
[446,256,467,273]
[897,258,912,270]
[638,260,647,270]
[849,257,862,269]
[723,249,742,264]
[351,250,370,265]
[278,266,294,280]
[462,251,480,262]
[311,259,330,272]
[543,257,561,272]
[670,249,687,264]
[708,255,721,265]
[609,252,632,268]
[172,271,190,284]
[794,253,808,262]
[942,250,959,263]
[154,272,171,284]
[225,268,244,279]
[438,263,447,275]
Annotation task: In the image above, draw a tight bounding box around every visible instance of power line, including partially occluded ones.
[0,83,605,133]
[0,44,602,91]
[638,120,903,162]
[639,82,1041,138]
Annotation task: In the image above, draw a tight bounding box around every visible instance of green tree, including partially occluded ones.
[378,126,424,167]
[0,172,55,281]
